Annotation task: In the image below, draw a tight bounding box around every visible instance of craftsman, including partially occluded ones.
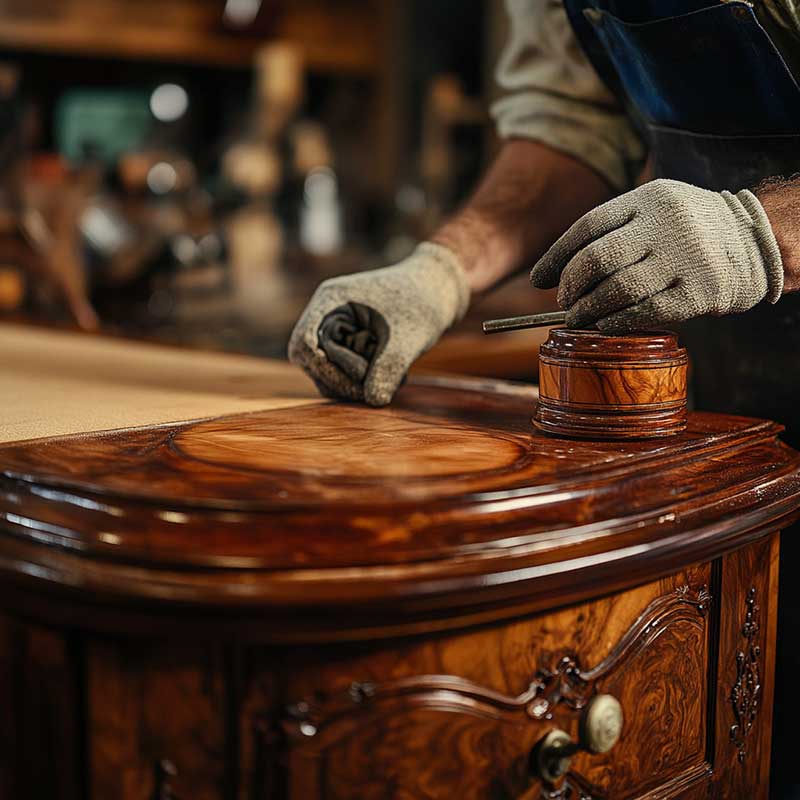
[291,0,800,790]
[290,0,800,434]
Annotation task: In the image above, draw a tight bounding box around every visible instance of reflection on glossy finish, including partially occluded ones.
[0,375,793,799]
[0,376,796,643]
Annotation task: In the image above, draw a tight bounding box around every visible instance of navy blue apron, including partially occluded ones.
[559,1,800,793]
[563,0,800,449]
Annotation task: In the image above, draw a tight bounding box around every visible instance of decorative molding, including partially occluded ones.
[730,587,762,763]
[283,584,712,750]
[530,584,711,721]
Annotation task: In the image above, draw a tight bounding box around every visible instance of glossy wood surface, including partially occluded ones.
[535,329,688,439]
[0,374,797,641]
[0,368,797,798]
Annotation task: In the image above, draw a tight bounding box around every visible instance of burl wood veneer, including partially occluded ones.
[0,371,798,799]
[535,329,688,440]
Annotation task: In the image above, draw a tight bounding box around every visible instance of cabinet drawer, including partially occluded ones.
[283,565,712,799]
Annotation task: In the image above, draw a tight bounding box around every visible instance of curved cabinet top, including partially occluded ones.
[1,375,799,641]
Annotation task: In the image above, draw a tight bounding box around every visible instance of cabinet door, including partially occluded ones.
[87,643,229,800]
[278,566,715,800]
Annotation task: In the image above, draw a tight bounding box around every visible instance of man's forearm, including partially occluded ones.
[430,139,615,293]
[755,176,800,294]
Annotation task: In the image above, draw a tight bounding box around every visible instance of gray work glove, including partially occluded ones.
[288,242,470,406]
[530,179,784,332]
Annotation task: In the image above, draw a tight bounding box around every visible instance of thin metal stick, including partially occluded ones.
[482,311,567,334]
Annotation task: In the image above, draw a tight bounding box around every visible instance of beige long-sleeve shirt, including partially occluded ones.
[492,0,800,192]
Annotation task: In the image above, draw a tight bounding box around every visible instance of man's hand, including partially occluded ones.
[756,177,800,294]
[288,243,469,407]
[530,179,785,332]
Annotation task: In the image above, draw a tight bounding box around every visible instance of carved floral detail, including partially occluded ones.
[730,587,762,763]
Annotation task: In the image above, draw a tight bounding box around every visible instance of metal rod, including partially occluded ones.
[482,311,567,335]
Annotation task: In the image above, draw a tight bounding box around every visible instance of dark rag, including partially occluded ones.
[318,302,390,383]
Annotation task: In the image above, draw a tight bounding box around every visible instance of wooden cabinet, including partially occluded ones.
[0,368,797,799]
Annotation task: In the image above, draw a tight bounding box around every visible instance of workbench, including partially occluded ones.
[1,323,798,799]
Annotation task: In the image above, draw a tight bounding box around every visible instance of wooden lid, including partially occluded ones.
[0,375,797,641]
[539,328,688,366]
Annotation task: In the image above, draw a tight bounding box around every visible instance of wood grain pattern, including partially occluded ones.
[539,362,687,406]
[1,548,771,800]
[279,568,712,799]
[535,329,688,440]
[0,371,795,798]
[282,584,712,750]
[87,642,229,800]
[176,408,524,478]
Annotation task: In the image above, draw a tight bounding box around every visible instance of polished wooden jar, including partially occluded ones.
[0,335,797,799]
[534,328,689,440]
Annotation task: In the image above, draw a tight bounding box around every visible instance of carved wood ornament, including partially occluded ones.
[730,587,762,763]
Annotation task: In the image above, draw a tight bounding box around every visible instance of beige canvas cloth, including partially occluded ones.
[0,323,323,445]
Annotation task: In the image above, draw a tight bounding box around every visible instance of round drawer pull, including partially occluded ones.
[532,694,624,784]
[581,693,623,754]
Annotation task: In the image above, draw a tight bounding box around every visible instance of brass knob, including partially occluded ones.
[531,694,624,785]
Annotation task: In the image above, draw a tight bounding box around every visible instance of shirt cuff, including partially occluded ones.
[491,92,646,193]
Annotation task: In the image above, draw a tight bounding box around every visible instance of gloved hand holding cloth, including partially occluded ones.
[530,179,784,332]
[289,243,470,407]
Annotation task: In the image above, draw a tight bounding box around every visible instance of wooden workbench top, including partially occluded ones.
[0,322,322,445]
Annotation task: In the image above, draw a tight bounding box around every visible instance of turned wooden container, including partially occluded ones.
[533,329,688,440]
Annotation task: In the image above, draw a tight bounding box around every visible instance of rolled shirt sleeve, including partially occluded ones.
[491,0,647,191]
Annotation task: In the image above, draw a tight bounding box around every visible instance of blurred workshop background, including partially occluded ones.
[0,0,543,376]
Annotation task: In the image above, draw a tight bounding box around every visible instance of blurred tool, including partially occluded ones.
[19,160,101,330]
[300,165,342,256]
[221,43,305,329]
